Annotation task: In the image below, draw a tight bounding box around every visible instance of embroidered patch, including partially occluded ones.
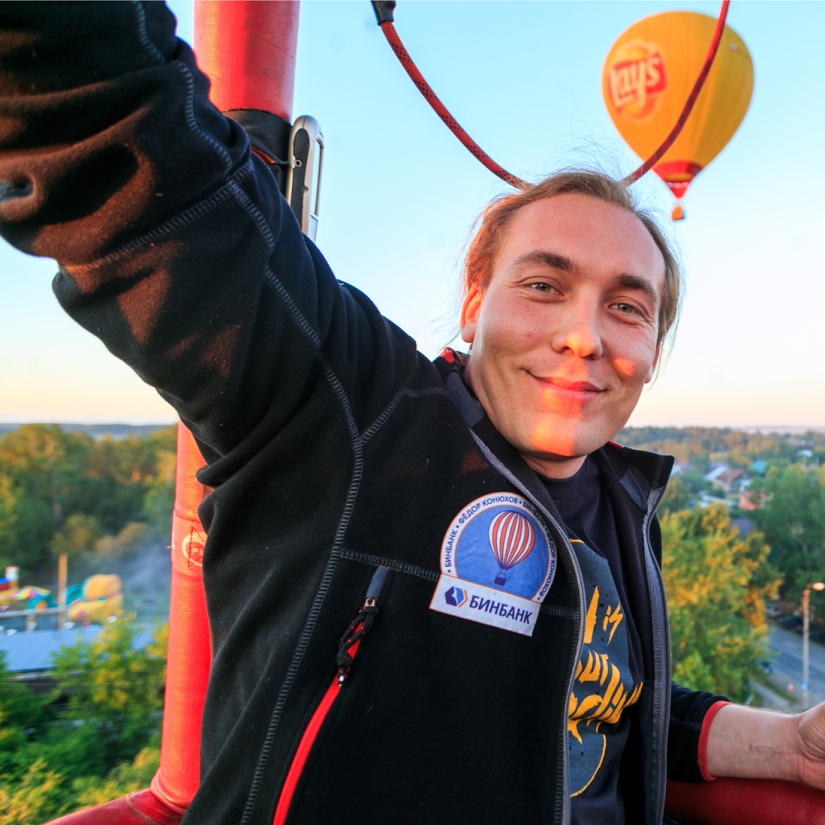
[429,493,555,636]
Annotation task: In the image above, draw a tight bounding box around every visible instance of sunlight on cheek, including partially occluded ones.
[613,358,638,378]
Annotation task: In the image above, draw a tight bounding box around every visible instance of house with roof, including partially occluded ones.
[713,467,749,495]
[0,624,153,693]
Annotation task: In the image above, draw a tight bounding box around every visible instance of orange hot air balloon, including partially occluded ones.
[602,11,753,219]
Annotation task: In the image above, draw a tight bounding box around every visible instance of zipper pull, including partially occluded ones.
[335,566,388,686]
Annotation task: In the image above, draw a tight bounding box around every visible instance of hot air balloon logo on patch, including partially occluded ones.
[489,510,536,585]
[605,41,667,119]
[429,493,556,637]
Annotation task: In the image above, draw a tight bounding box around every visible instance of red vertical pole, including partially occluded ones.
[153,0,301,812]
[194,1,300,121]
[151,424,211,811]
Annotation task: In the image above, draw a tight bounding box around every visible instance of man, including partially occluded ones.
[1,4,825,824]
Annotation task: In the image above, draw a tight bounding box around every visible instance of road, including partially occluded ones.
[768,624,825,707]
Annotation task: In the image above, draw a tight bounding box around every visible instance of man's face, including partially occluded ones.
[460,193,665,479]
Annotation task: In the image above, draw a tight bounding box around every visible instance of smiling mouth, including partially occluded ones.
[530,374,606,400]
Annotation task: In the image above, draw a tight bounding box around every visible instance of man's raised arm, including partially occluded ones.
[0,2,411,462]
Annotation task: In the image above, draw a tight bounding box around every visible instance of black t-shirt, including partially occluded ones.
[541,457,644,825]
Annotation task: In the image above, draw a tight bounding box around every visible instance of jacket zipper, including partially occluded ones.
[272,566,388,825]
[466,433,584,825]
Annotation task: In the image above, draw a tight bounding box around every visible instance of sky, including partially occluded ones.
[1,1,823,428]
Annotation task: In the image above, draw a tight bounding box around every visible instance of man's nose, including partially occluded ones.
[552,308,604,360]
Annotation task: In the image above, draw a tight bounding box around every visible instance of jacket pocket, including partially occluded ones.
[272,565,389,825]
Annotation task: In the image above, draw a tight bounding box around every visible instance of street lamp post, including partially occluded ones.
[802,581,825,708]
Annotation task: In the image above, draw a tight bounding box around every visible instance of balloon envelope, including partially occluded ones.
[488,510,536,572]
[602,11,754,199]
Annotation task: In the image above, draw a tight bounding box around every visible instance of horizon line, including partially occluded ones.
[2,420,824,434]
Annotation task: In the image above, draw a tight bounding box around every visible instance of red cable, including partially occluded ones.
[380,1,729,191]
[378,21,528,190]
[622,0,730,185]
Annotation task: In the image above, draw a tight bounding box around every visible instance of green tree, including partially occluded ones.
[660,470,714,514]
[0,749,161,825]
[660,476,692,513]
[0,654,49,779]
[0,759,66,825]
[0,424,176,581]
[142,476,175,537]
[0,492,54,577]
[138,428,176,537]
[94,522,149,560]
[662,505,780,701]
[70,747,160,810]
[0,474,21,571]
[49,513,103,566]
[748,464,825,599]
[0,621,168,823]
[48,620,167,770]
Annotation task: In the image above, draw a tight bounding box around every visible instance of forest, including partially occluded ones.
[0,423,176,608]
[0,424,175,822]
[0,423,823,822]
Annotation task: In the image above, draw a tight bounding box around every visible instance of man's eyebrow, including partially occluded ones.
[509,250,578,274]
[509,252,660,305]
[613,273,659,305]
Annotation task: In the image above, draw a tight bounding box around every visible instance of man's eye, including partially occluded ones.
[530,282,557,293]
[612,302,638,315]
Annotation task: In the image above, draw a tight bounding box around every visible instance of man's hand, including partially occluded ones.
[793,702,825,789]
[706,702,825,789]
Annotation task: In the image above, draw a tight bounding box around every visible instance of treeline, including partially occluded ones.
[618,425,825,469]
[0,424,176,585]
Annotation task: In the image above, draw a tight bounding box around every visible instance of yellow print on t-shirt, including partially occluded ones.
[567,583,643,797]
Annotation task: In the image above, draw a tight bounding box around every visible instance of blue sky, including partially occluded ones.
[1,1,823,427]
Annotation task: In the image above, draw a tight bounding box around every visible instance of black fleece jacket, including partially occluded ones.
[0,4,723,824]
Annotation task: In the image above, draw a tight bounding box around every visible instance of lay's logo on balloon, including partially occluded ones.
[606,42,667,119]
[602,10,754,215]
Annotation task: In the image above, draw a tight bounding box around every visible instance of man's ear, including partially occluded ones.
[460,286,483,344]
[645,343,661,383]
